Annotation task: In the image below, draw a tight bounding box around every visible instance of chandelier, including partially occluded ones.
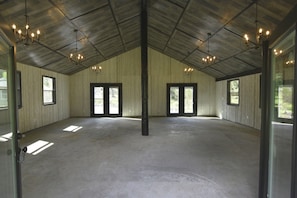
[11,0,40,45]
[184,67,194,75]
[91,65,102,73]
[244,1,270,48]
[69,29,84,64]
[202,33,216,64]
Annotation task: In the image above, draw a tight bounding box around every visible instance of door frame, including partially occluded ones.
[259,22,297,198]
[0,24,22,197]
[166,83,197,116]
[90,83,122,117]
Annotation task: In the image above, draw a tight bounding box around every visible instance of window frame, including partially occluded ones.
[0,68,8,110]
[90,83,122,117]
[166,83,197,116]
[42,75,56,105]
[227,79,240,106]
[16,71,22,109]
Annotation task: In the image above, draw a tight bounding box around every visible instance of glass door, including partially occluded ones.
[268,29,295,198]
[169,86,179,114]
[0,34,19,197]
[90,83,122,117]
[167,83,197,116]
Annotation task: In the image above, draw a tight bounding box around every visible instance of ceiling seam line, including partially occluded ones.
[162,0,191,52]
[233,56,258,68]
[200,47,252,70]
[224,27,257,46]
[108,1,127,51]
[206,1,255,41]
[182,1,255,62]
[48,0,107,61]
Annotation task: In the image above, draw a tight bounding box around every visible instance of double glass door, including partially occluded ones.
[90,83,122,117]
[167,83,197,116]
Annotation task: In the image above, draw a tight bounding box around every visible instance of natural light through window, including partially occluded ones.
[27,140,54,155]
[63,125,83,132]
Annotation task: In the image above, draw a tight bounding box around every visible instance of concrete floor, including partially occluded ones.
[20,117,260,198]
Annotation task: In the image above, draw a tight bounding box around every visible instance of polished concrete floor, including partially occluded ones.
[20,117,260,198]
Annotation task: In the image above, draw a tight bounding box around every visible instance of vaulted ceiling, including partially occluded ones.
[0,0,296,79]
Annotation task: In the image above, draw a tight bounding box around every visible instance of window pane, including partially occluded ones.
[277,85,293,119]
[109,87,119,114]
[0,69,8,108]
[229,80,239,105]
[43,91,53,103]
[94,87,104,114]
[42,76,55,105]
[170,87,179,113]
[43,77,53,90]
[184,86,194,113]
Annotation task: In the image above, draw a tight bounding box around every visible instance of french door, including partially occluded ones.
[167,83,197,116]
[0,33,20,197]
[90,83,122,117]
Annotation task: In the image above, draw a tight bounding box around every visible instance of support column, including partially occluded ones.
[141,0,149,136]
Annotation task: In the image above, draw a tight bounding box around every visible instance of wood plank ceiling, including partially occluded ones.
[0,0,296,79]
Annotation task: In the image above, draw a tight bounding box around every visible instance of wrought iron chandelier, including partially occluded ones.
[91,51,102,73]
[202,33,216,64]
[184,67,194,75]
[11,0,40,45]
[69,29,84,64]
[91,65,102,73]
[244,1,270,48]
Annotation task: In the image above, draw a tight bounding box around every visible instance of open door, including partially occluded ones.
[0,33,21,197]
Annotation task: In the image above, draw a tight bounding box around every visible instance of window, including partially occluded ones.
[43,76,56,105]
[227,79,240,105]
[0,69,8,109]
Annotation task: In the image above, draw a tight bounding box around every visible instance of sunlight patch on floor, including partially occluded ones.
[27,140,54,155]
[63,125,83,133]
